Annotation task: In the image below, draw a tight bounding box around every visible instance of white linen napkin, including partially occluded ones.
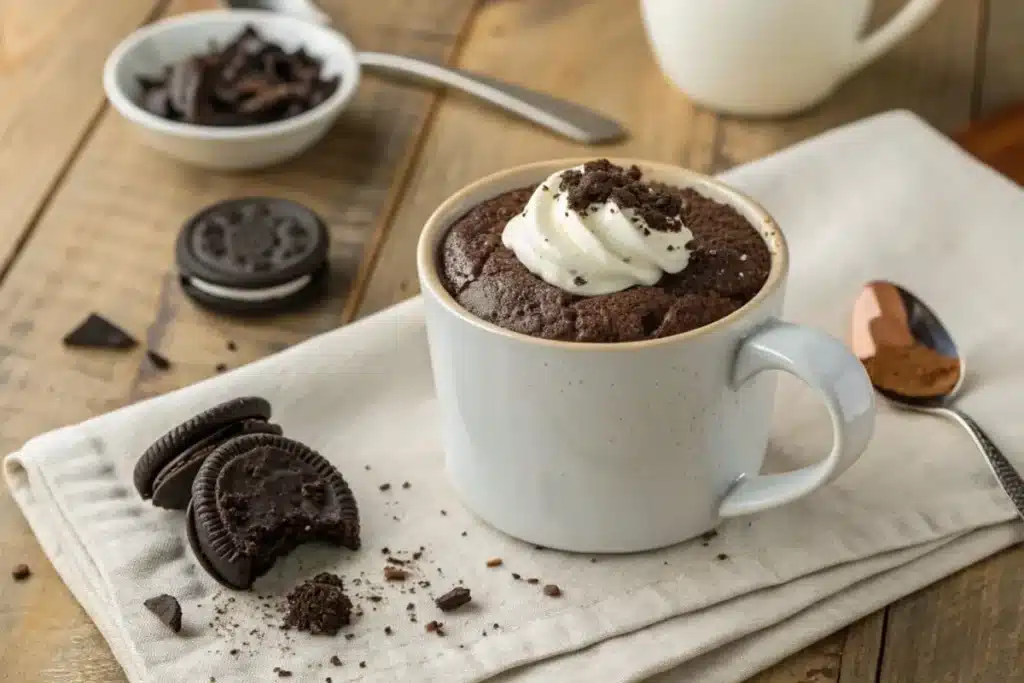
[5,110,1023,683]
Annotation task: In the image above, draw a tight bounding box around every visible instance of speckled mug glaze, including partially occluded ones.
[417,159,875,553]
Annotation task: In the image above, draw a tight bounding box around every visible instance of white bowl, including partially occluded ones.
[103,10,360,171]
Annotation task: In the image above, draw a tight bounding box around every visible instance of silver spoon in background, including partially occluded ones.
[851,280,1024,519]
[221,0,627,144]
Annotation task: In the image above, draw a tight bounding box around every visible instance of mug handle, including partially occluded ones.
[718,320,875,518]
[844,0,944,76]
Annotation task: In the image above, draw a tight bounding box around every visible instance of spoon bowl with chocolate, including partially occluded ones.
[851,281,1024,520]
[103,10,360,170]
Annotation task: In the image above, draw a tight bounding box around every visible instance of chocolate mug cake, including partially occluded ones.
[438,159,771,343]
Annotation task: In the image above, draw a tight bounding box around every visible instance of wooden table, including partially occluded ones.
[1,1,1022,681]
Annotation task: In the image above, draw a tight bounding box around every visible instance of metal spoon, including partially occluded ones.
[850,280,1024,518]
[220,0,627,144]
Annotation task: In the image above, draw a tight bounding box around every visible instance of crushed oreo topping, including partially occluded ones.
[559,159,683,234]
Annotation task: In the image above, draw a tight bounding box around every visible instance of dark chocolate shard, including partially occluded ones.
[434,587,471,612]
[143,594,182,633]
[146,350,172,371]
[63,313,138,350]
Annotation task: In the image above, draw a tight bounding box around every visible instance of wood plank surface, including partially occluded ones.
[0,1,477,680]
[0,0,165,274]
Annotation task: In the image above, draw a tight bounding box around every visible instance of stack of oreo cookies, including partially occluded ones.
[176,198,330,316]
[133,397,360,590]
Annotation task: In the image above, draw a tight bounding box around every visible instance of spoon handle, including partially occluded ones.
[356,52,626,145]
[933,406,1024,520]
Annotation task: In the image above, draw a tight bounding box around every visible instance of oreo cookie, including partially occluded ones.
[134,396,274,509]
[176,198,329,316]
[190,433,359,590]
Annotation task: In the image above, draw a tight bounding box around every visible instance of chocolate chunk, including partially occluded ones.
[434,587,471,612]
[542,584,562,597]
[146,349,172,371]
[11,564,30,581]
[144,594,183,633]
[283,573,352,636]
[384,566,409,581]
[63,313,138,349]
[135,24,339,128]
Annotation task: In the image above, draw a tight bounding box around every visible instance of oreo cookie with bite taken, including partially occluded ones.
[190,433,359,590]
[176,198,329,316]
[133,396,273,508]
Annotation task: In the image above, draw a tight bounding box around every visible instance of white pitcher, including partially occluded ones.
[641,0,944,117]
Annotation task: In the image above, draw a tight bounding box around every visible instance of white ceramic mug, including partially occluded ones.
[417,160,875,553]
[641,0,944,116]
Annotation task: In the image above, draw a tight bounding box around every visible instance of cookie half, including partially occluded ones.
[151,418,282,510]
[176,197,329,316]
[191,433,359,590]
[133,396,272,502]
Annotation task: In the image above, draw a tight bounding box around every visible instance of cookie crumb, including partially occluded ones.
[11,564,31,581]
[283,573,352,635]
[402,481,411,489]
[384,566,409,581]
[486,558,503,568]
[425,620,445,636]
[526,578,539,585]
[435,587,472,612]
[716,553,729,561]
[379,483,391,491]
[215,363,228,373]
[330,655,342,666]
[543,584,562,597]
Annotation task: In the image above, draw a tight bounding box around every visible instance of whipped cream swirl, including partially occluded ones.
[501,166,694,296]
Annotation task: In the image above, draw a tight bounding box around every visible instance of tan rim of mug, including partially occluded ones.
[417,158,789,350]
